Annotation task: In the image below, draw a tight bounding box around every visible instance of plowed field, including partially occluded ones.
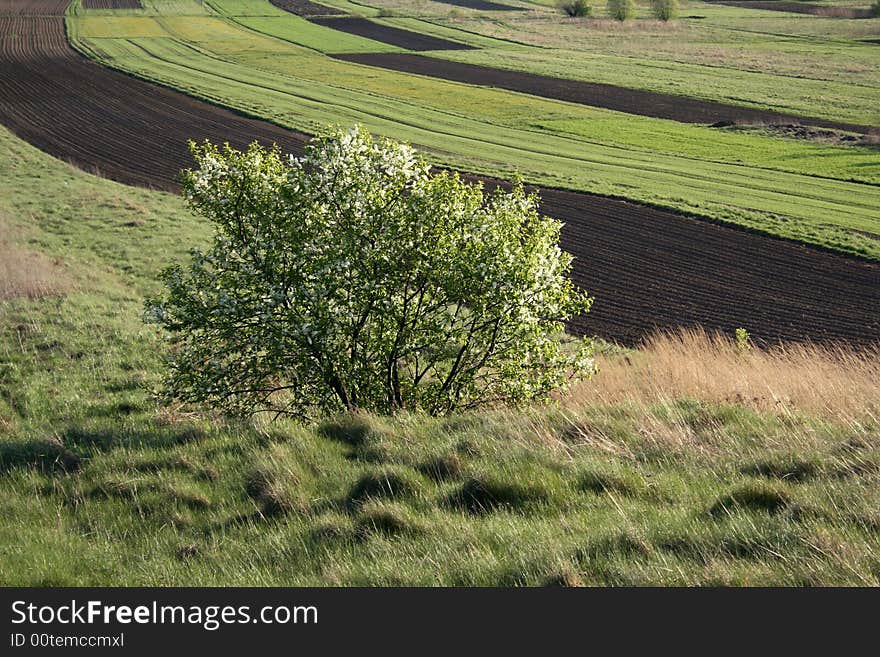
[1,4,877,347]
[307,17,474,50]
[334,53,878,135]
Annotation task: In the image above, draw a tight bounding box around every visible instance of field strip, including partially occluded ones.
[269,0,345,16]
[0,0,69,14]
[77,31,880,240]
[705,0,875,18]
[0,4,878,346]
[332,52,879,135]
[307,16,475,50]
[422,0,524,10]
[80,0,142,9]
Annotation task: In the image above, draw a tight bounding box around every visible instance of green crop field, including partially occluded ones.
[2,125,879,586]
[319,0,880,125]
[67,0,880,258]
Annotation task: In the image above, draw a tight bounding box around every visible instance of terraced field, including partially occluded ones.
[1,0,878,347]
[419,4,880,127]
[65,4,880,259]
[334,52,877,134]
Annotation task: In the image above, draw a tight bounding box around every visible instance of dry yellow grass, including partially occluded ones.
[0,217,70,300]
[568,328,880,423]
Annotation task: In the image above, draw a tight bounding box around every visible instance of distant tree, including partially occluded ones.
[651,0,678,20]
[558,0,592,17]
[607,0,635,20]
[871,0,880,17]
[145,126,595,419]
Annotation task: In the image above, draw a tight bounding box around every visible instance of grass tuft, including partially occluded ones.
[709,482,792,516]
[446,475,552,514]
[355,502,425,538]
[311,513,356,541]
[245,467,294,517]
[417,453,466,482]
[543,568,587,587]
[346,467,424,506]
[319,415,378,447]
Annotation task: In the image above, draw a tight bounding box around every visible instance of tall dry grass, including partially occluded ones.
[0,217,70,300]
[568,328,880,423]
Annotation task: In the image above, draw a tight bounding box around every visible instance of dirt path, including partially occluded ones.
[334,53,878,135]
[0,5,877,347]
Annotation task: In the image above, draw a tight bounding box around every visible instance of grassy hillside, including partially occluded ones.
[67,1,880,258]
[2,125,879,585]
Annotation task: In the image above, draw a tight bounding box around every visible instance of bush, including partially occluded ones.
[607,0,635,20]
[871,0,880,17]
[651,0,678,20]
[145,125,595,419]
[558,0,592,17]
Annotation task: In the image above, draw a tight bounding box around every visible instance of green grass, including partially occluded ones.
[2,125,880,586]
[67,4,880,258]
[400,5,880,126]
[230,14,405,53]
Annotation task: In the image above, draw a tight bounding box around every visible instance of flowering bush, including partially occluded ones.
[145,125,595,419]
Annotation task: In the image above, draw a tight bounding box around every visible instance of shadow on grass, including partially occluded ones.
[318,415,375,447]
[445,476,551,515]
[346,468,424,509]
[0,438,81,474]
[62,424,205,451]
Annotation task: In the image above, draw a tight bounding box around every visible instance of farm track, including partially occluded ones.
[705,0,874,18]
[306,17,475,50]
[0,3,878,346]
[334,53,879,135]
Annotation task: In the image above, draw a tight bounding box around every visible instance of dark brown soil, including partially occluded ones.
[1,10,878,347]
[334,53,879,135]
[0,0,70,14]
[81,0,142,9]
[268,0,344,16]
[307,17,475,50]
[432,0,524,10]
[534,184,880,346]
[706,1,874,18]
[719,122,866,145]
[0,13,307,188]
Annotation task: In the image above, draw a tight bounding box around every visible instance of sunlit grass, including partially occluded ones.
[1,125,879,586]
